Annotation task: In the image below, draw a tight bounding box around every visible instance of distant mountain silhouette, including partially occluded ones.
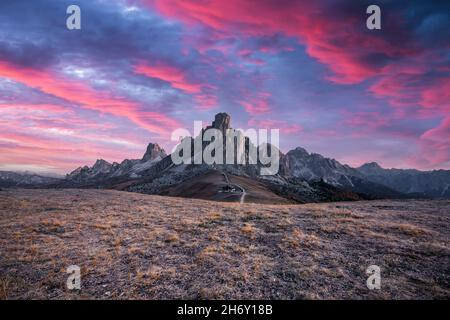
[0,171,62,188]
[356,162,450,198]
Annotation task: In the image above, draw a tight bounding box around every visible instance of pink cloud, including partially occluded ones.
[369,63,450,118]
[413,117,450,168]
[134,61,217,109]
[0,123,147,174]
[0,142,135,173]
[239,92,271,115]
[146,0,449,120]
[134,61,202,93]
[342,111,389,136]
[0,101,157,172]
[248,118,302,134]
[420,78,450,113]
[0,60,180,135]
[146,0,412,84]
[240,100,270,115]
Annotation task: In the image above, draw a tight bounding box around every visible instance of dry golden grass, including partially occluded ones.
[0,189,449,299]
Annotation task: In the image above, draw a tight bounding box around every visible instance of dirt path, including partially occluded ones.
[236,184,246,204]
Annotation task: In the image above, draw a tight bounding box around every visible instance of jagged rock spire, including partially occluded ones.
[142,143,167,161]
[210,112,231,132]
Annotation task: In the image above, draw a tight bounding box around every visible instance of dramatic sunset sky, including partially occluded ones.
[0,0,449,174]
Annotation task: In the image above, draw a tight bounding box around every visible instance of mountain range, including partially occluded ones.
[0,171,61,188]
[2,113,449,203]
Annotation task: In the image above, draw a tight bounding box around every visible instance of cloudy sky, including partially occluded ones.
[0,0,449,174]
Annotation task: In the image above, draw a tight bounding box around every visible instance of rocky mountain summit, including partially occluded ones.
[209,112,231,132]
[281,147,357,185]
[142,143,167,162]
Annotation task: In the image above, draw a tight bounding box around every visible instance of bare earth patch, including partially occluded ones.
[0,189,449,299]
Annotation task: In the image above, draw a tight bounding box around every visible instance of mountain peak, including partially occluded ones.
[142,143,167,162]
[360,162,382,169]
[210,112,231,132]
[93,159,110,167]
[92,159,112,173]
[288,147,309,157]
[357,162,384,175]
